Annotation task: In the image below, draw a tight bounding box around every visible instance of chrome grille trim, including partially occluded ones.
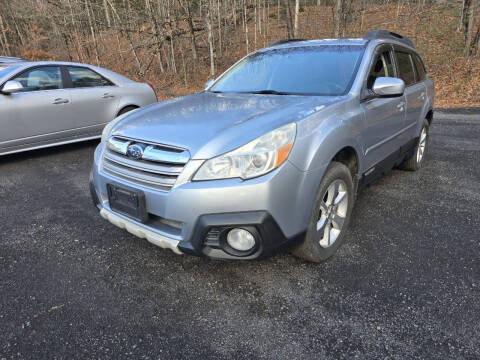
[143,145,190,164]
[105,150,184,175]
[107,137,130,155]
[102,136,190,191]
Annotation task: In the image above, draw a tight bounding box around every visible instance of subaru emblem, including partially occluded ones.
[126,144,144,160]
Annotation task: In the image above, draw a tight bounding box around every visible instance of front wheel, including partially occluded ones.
[292,162,354,263]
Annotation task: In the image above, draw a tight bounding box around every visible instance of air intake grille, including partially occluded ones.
[102,137,190,191]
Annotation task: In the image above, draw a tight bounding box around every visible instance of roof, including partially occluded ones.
[262,38,368,51]
[364,30,414,48]
[264,30,415,51]
[0,60,136,85]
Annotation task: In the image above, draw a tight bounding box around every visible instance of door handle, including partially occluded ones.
[419,92,426,100]
[102,93,115,99]
[396,102,405,111]
[52,98,69,104]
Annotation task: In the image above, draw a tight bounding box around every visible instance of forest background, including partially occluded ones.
[0,0,479,107]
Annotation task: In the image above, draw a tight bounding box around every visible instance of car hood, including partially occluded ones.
[110,91,343,159]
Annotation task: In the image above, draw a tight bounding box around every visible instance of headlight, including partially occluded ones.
[101,108,139,143]
[193,123,296,181]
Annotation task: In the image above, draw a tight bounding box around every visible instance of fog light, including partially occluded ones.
[226,228,256,251]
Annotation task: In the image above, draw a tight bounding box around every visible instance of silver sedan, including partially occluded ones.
[0,61,157,156]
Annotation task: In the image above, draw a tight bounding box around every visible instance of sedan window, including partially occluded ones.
[13,66,62,92]
[67,66,113,88]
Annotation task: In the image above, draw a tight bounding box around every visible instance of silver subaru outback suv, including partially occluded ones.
[90,30,433,262]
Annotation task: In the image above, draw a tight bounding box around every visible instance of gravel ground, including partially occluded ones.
[0,115,479,359]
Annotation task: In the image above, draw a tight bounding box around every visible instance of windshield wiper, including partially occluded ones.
[249,90,292,95]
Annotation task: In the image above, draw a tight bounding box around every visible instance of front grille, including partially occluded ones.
[102,136,190,191]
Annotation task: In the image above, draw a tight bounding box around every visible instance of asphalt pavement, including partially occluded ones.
[0,113,479,359]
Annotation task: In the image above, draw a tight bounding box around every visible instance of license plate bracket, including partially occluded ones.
[107,184,148,223]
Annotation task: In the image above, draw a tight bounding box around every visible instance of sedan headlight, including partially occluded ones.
[193,123,296,181]
[101,108,140,143]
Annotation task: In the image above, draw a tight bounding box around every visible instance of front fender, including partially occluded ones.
[289,103,365,175]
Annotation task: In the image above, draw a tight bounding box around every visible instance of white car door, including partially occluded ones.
[64,66,120,138]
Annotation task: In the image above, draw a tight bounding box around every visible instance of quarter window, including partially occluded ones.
[412,53,426,81]
[67,66,113,88]
[395,51,416,86]
[13,66,62,92]
[367,50,395,90]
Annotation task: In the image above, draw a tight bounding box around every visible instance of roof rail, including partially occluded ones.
[267,38,306,48]
[364,30,414,48]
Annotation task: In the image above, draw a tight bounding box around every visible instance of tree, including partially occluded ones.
[462,0,478,55]
[206,0,215,77]
[294,0,300,38]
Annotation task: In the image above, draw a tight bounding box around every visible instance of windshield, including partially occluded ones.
[210,45,365,96]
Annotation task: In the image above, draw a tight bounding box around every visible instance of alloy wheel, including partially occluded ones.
[417,127,427,163]
[317,179,349,248]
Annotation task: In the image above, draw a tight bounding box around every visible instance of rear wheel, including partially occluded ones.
[292,162,354,263]
[400,119,429,171]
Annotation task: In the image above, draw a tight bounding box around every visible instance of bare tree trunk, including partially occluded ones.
[169,36,177,74]
[277,0,280,23]
[233,0,237,28]
[207,2,215,76]
[182,0,197,60]
[463,0,477,55]
[285,0,294,38]
[107,0,142,74]
[244,0,249,53]
[254,0,257,48]
[294,0,300,38]
[180,47,187,86]
[334,0,342,37]
[10,7,25,49]
[0,14,9,56]
[103,0,111,28]
[474,26,480,54]
[147,0,165,73]
[67,0,84,62]
[457,0,466,31]
[85,0,100,66]
[217,0,222,56]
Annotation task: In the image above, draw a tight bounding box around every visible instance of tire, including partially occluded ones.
[117,105,138,116]
[400,119,429,171]
[292,161,355,263]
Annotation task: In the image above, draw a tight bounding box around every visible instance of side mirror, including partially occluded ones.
[372,77,405,97]
[1,80,24,94]
[204,78,215,89]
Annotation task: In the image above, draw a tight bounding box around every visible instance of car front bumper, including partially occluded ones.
[90,143,326,260]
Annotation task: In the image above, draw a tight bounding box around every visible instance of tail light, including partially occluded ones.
[147,83,157,101]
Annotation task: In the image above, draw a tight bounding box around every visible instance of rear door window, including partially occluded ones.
[395,51,416,86]
[12,66,62,92]
[67,66,113,88]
